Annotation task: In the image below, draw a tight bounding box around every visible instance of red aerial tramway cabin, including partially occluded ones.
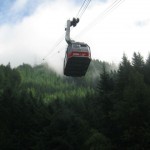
[64,42,91,77]
[63,18,91,77]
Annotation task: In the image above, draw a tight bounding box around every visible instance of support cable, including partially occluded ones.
[75,0,125,38]
[78,0,92,19]
[76,0,88,18]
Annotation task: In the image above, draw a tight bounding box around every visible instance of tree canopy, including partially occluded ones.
[0,53,150,150]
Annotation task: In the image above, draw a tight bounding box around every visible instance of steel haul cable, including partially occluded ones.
[75,0,125,38]
[42,33,65,60]
[77,0,92,19]
[76,0,88,18]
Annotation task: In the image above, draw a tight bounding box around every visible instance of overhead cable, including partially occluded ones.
[76,0,88,18]
[77,0,92,19]
[42,33,65,60]
[75,0,125,38]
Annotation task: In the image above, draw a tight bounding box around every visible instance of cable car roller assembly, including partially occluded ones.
[63,18,91,77]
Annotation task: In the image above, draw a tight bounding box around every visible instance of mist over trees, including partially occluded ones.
[0,53,150,150]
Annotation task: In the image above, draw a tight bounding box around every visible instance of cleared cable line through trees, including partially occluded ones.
[42,0,92,61]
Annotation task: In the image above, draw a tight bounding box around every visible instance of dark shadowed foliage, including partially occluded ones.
[0,53,150,150]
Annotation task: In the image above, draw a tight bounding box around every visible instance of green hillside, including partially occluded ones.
[17,60,114,102]
[1,53,150,150]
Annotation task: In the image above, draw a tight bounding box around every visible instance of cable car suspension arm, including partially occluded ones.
[65,18,79,44]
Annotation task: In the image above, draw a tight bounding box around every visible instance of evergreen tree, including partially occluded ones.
[144,54,150,85]
[97,64,114,95]
[132,52,144,73]
[117,54,132,94]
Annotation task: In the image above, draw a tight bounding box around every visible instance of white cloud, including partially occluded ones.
[0,0,150,74]
[0,0,77,73]
[10,0,29,13]
[136,18,150,27]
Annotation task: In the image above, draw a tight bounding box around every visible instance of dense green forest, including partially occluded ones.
[0,53,150,150]
[17,59,114,101]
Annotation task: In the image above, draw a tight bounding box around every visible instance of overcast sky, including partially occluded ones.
[0,0,150,73]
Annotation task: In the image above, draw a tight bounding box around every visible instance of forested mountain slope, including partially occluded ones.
[17,59,114,101]
[0,53,150,150]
